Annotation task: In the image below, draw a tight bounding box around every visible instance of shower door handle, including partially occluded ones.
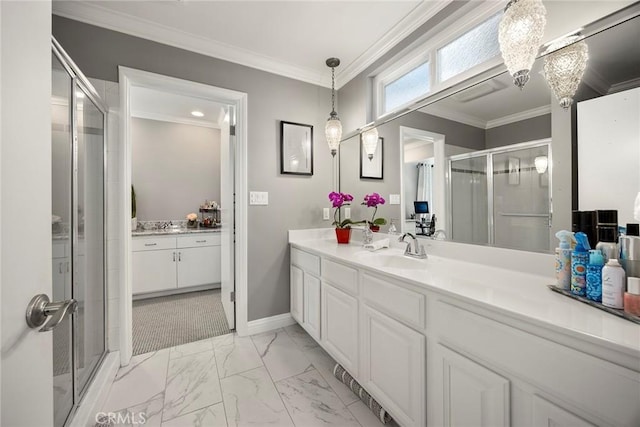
[25,294,78,332]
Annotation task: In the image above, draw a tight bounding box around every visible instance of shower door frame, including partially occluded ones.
[52,36,109,425]
[447,138,552,247]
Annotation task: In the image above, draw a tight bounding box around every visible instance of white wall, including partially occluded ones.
[578,87,640,226]
[132,118,220,221]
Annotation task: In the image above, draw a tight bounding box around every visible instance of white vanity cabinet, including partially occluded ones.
[133,233,221,296]
[290,248,321,340]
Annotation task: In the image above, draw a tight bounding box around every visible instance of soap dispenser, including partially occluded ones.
[571,232,591,296]
[586,250,604,302]
[555,230,575,290]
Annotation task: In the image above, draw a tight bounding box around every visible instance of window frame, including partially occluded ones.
[373,2,504,119]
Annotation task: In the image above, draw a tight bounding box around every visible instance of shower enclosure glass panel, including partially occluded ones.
[74,84,106,394]
[492,145,550,252]
[51,39,107,426]
[450,157,489,244]
[52,54,74,427]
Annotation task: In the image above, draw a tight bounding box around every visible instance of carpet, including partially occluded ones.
[132,289,231,356]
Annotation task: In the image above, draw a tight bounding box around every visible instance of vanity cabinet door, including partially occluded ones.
[321,281,359,377]
[532,395,595,427]
[360,304,425,427]
[436,344,510,427]
[133,249,177,294]
[303,273,321,341]
[177,246,220,288]
[290,265,304,324]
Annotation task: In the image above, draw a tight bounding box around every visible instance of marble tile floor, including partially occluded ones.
[100,324,389,427]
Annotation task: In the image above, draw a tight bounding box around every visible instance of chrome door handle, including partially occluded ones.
[25,294,77,332]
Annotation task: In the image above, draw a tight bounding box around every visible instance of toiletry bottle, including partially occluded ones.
[429,215,436,236]
[624,277,640,316]
[571,232,591,296]
[602,258,626,309]
[595,226,618,263]
[555,230,575,291]
[586,250,604,302]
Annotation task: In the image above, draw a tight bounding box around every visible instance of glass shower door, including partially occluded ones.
[492,145,551,252]
[449,157,489,244]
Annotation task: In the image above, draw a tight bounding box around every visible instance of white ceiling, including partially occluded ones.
[131,86,227,128]
[52,0,449,88]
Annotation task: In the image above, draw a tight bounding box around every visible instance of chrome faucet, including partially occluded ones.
[398,233,427,259]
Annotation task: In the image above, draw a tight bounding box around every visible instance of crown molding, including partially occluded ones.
[131,110,220,129]
[336,1,452,89]
[583,68,611,95]
[485,105,552,129]
[52,2,330,88]
[608,77,640,94]
[420,104,487,129]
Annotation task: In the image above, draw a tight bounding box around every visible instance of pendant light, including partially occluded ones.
[499,0,547,89]
[543,36,588,110]
[325,58,342,157]
[534,155,548,174]
[361,127,379,160]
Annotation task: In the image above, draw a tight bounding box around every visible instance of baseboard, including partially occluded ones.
[244,312,295,336]
[70,351,120,427]
[132,283,220,301]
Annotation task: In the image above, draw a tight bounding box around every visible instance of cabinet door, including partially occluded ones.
[361,304,425,427]
[532,395,595,427]
[303,273,321,340]
[290,265,304,324]
[177,246,221,288]
[321,282,359,376]
[438,344,510,427]
[132,249,177,294]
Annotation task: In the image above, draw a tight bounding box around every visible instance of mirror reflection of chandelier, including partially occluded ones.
[361,127,379,161]
[499,0,547,89]
[543,36,589,110]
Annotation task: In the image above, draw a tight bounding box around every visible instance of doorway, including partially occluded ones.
[119,67,248,365]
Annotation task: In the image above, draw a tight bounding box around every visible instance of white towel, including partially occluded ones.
[363,238,390,251]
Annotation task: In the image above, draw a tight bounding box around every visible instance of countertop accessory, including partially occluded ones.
[363,238,390,252]
[624,277,640,316]
[555,230,575,290]
[586,249,604,302]
[548,284,640,324]
[602,258,625,309]
[571,232,590,296]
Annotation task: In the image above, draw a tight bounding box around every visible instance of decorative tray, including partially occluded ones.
[548,285,640,325]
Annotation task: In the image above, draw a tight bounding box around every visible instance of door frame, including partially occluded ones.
[119,67,248,365]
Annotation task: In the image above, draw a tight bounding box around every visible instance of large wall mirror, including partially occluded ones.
[339,6,640,254]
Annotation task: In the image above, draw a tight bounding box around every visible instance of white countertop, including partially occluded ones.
[289,229,640,361]
[132,228,221,237]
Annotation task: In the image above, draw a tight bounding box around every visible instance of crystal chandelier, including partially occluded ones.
[361,127,379,160]
[543,37,588,110]
[499,0,547,89]
[325,58,342,157]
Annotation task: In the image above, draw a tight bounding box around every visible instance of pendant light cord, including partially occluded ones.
[331,66,336,115]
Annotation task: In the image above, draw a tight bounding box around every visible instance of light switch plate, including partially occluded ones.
[344,207,351,219]
[389,194,401,205]
[249,191,269,205]
[323,208,330,220]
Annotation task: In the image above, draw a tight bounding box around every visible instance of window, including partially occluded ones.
[384,61,430,114]
[373,3,503,118]
[437,12,501,82]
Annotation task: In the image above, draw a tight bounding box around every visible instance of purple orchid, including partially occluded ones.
[362,193,387,226]
[328,192,359,228]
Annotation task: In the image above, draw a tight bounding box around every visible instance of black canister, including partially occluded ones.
[572,210,597,248]
[626,223,639,236]
[596,210,618,245]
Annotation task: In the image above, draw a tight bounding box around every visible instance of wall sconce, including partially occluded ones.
[499,0,547,89]
[535,155,548,174]
[325,57,342,157]
[543,36,589,110]
[361,127,379,160]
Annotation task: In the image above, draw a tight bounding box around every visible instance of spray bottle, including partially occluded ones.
[555,230,575,290]
[571,232,591,296]
[586,250,604,302]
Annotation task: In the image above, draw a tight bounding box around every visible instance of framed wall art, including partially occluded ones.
[280,121,313,175]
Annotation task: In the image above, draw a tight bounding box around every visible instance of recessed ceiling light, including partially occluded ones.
[191,110,204,117]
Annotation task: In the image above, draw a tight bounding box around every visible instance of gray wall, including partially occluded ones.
[132,118,220,221]
[53,16,333,322]
[485,114,551,148]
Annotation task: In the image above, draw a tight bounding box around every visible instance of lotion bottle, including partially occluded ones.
[586,250,604,302]
[602,258,626,309]
[571,232,590,296]
[555,230,575,290]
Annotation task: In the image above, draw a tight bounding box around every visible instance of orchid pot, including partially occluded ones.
[335,228,352,244]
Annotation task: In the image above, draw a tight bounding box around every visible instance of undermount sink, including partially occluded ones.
[355,249,427,270]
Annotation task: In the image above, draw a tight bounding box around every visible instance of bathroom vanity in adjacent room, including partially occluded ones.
[289,229,640,427]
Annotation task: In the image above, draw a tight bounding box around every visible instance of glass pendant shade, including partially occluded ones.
[362,127,379,160]
[543,37,588,110]
[499,0,547,89]
[534,155,548,174]
[325,114,342,157]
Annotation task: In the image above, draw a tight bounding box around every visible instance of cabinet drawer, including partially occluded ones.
[362,273,426,330]
[322,258,358,295]
[291,247,320,276]
[132,237,176,252]
[178,234,221,248]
